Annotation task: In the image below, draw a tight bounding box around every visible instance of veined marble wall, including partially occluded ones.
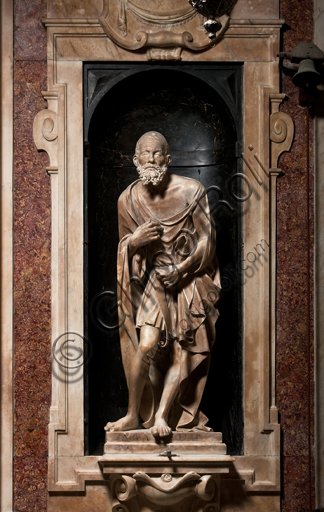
[13,0,50,510]
[278,0,315,509]
[11,0,315,511]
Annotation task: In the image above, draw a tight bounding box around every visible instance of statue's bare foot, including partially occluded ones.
[151,418,172,438]
[105,414,138,432]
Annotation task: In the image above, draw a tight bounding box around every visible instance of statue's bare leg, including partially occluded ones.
[151,342,181,438]
[105,325,160,432]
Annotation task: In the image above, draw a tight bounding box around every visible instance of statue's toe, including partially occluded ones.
[151,425,159,436]
[161,425,171,437]
[151,419,171,437]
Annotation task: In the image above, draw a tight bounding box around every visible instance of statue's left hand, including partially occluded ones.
[156,265,182,288]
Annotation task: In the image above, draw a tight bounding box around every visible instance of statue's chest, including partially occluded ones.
[143,196,189,221]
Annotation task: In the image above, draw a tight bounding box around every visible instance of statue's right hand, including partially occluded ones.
[129,220,163,251]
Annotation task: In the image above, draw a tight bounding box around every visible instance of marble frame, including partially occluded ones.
[0,0,14,510]
[33,5,294,510]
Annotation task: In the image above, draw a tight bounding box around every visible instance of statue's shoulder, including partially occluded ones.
[170,174,205,202]
[118,180,140,205]
[171,174,203,188]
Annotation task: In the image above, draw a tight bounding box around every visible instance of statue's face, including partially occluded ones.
[137,136,168,168]
[134,136,171,186]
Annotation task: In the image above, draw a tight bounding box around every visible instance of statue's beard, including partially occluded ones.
[137,163,168,186]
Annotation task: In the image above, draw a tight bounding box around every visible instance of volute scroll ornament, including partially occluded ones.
[269,94,294,169]
[99,0,232,55]
[33,100,59,174]
[110,472,220,511]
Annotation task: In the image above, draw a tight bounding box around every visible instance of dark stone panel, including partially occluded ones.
[278,0,315,510]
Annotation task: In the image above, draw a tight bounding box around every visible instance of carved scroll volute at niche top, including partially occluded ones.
[269,94,295,170]
[33,91,58,175]
[99,0,230,53]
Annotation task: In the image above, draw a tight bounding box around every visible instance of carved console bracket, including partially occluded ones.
[33,91,58,175]
[109,472,221,512]
[269,93,294,170]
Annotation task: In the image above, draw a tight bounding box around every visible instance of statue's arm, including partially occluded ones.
[178,208,214,276]
[117,193,163,258]
[157,188,215,288]
[127,220,162,257]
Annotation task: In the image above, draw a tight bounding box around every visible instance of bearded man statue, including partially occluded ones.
[105,131,221,438]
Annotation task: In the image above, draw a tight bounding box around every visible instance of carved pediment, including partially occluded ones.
[99,0,230,52]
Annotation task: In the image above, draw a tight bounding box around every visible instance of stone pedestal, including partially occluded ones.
[100,431,233,512]
[104,430,227,455]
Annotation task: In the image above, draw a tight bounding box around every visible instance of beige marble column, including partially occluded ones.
[0,0,13,510]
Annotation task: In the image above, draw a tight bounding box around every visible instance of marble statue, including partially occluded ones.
[105,131,221,438]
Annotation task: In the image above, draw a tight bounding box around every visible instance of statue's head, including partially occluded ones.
[133,131,171,186]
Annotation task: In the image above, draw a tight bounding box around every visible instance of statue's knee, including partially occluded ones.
[138,340,156,356]
[138,326,160,355]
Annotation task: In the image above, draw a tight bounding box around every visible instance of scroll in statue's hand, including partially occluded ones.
[128,220,163,252]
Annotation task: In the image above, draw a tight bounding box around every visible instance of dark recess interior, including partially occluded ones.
[84,64,243,456]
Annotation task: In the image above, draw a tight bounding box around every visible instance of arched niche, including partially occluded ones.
[84,64,243,455]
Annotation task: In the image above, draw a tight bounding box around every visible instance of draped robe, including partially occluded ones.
[116,177,221,430]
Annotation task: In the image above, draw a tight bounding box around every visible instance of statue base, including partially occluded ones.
[100,431,233,512]
[104,429,227,455]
